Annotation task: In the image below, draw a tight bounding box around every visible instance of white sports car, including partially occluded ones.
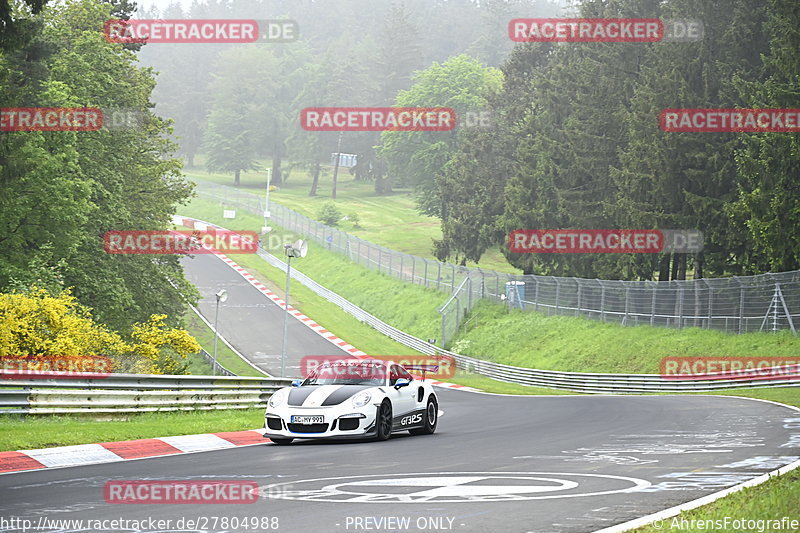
[263,359,439,444]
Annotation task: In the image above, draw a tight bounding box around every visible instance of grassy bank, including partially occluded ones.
[186,165,521,274]
[180,196,800,378]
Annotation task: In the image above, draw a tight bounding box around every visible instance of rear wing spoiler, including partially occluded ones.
[402,364,439,380]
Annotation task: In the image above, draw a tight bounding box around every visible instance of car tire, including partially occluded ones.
[409,395,437,436]
[376,400,392,441]
[269,437,294,445]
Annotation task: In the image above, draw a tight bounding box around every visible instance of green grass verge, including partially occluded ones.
[181,195,800,379]
[0,409,264,452]
[634,467,800,532]
[186,161,521,274]
[181,196,446,347]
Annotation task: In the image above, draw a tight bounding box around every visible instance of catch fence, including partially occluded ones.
[195,181,799,347]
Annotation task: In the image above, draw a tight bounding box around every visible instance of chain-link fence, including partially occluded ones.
[195,181,799,347]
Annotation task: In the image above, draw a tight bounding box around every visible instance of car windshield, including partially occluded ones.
[302,362,387,386]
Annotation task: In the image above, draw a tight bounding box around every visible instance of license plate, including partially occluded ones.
[291,415,323,424]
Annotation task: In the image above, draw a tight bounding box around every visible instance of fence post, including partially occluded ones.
[451,264,456,291]
[411,255,416,284]
[378,247,382,274]
[599,280,605,321]
[576,281,581,316]
[677,284,685,328]
[534,277,539,312]
[425,260,429,288]
[650,282,657,326]
[623,286,630,326]
[389,250,393,278]
[737,277,744,334]
[437,262,441,290]
[554,276,561,315]
[706,280,713,329]
[400,254,404,281]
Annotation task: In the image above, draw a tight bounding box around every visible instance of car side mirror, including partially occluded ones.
[291,379,303,387]
[394,378,410,390]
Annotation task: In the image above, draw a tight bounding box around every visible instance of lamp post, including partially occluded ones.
[262,168,272,234]
[280,240,307,377]
[213,289,228,376]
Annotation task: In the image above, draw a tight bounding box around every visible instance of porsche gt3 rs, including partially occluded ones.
[263,359,439,444]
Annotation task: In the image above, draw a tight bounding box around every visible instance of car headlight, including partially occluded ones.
[268,388,289,409]
[351,391,372,408]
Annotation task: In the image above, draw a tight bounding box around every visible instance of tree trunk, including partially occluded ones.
[658,254,671,281]
[694,252,704,279]
[234,169,240,186]
[309,162,320,196]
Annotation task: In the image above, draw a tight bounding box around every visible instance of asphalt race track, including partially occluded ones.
[182,253,350,376]
[1,253,798,533]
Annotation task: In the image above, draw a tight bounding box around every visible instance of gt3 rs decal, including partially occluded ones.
[393,409,426,430]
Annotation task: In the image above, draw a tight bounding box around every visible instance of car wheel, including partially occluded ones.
[269,437,293,445]
[376,400,392,441]
[409,395,437,436]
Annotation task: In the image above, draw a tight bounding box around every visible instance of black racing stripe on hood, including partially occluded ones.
[287,387,317,406]
[321,385,372,406]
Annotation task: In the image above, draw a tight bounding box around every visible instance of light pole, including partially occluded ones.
[280,240,307,377]
[262,168,272,234]
[212,289,228,376]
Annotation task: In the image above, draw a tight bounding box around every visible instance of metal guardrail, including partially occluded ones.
[174,216,800,394]
[194,181,799,344]
[250,235,800,394]
[0,372,292,414]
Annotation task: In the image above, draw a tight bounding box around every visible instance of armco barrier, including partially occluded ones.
[0,373,292,414]
[194,181,799,343]
[176,216,800,394]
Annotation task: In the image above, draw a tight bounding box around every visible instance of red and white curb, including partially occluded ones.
[0,430,267,475]
[177,216,479,393]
